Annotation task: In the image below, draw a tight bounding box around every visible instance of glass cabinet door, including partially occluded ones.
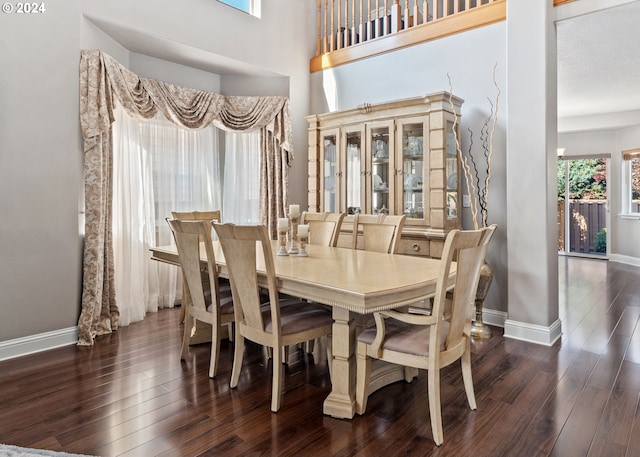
[369,124,392,214]
[399,121,426,221]
[344,128,363,215]
[320,130,339,213]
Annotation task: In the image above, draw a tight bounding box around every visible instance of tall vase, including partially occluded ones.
[471,262,493,339]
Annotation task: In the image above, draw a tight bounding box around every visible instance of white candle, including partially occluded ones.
[298,224,309,237]
[289,204,300,217]
[278,218,289,231]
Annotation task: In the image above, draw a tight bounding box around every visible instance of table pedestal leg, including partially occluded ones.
[323,307,357,418]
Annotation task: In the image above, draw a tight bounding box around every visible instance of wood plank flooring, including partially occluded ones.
[0,256,639,456]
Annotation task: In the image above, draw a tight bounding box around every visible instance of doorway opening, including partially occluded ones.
[557,156,609,258]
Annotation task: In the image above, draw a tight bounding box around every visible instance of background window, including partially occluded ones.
[622,148,640,215]
[218,0,260,17]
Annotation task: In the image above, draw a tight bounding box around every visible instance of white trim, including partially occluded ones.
[555,0,638,21]
[478,308,507,328]
[0,327,78,362]
[609,254,640,267]
[504,318,562,346]
[619,214,640,220]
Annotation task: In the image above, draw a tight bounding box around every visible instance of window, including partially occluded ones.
[622,148,640,216]
[218,0,261,17]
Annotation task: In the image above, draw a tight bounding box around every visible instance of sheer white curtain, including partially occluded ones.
[223,131,261,224]
[112,103,222,326]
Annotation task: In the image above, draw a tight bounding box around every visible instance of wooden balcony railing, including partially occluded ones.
[310,0,578,72]
[310,0,506,72]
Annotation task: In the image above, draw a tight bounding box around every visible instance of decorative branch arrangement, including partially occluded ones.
[448,63,501,229]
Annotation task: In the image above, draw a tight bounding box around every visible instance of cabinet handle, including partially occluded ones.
[336,171,342,177]
[412,244,420,252]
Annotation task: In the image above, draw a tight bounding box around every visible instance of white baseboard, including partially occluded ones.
[0,327,78,362]
[503,318,562,346]
[479,308,507,328]
[609,254,640,267]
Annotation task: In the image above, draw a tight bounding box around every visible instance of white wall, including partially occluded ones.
[310,23,509,316]
[1,0,84,343]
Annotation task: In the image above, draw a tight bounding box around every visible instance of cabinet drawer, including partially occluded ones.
[397,238,430,257]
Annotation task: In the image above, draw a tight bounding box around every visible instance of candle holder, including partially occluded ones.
[298,235,308,257]
[288,215,299,254]
[277,229,289,256]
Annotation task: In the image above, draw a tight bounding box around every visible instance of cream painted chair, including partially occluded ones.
[167,218,234,379]
[300,211,346,247]
[351,214,406,254]
[355,225,497,445]
[212,223,333,412]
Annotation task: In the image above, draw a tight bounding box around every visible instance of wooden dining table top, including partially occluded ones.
[150,240,452,315]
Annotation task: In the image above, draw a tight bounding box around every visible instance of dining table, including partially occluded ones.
[150,240,452,419]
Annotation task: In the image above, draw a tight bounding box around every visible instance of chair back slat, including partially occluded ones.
[167,219,222,320]
[432,225,496,352]
[353,214,406,253]
[301,211,346,247]
[213,223,280,336]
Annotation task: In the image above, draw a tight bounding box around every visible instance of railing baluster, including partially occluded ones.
[330,0,335,51]
[317,0,322,56]
[337,0,342,49]
[359,0,366,42]
[423,0,429,23]
[375,0,380,38]
[403,0,409,29]
[324,0,329,53]
[413,0,421,26]
[391,0,401,32]
[345,0,349,46]
[352,0,357,44]
[384,0,389,35]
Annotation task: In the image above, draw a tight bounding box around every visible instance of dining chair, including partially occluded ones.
[170,210,229,325]
[352,213,406,254]
[300,211,346,247]
[212,222,333,412]
[167,218,235,379]
[355,224,497,445]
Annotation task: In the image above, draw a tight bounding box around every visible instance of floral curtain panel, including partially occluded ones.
[78,49,293,346]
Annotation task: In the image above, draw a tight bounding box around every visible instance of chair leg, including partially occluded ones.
[181,311,194,360]
[355,342,371,415]
[230,332,245,389]
[461,347,477,410]
[271,345,284,412]
[209,324,220,378]
[428,368,443,446]
[264,346,288,364]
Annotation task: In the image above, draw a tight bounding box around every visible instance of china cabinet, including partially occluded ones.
[306,92,463,257]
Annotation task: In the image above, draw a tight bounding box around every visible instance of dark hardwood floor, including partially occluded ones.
[1,257,639,457]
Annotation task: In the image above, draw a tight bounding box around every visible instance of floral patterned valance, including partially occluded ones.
[79,49,292,161]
